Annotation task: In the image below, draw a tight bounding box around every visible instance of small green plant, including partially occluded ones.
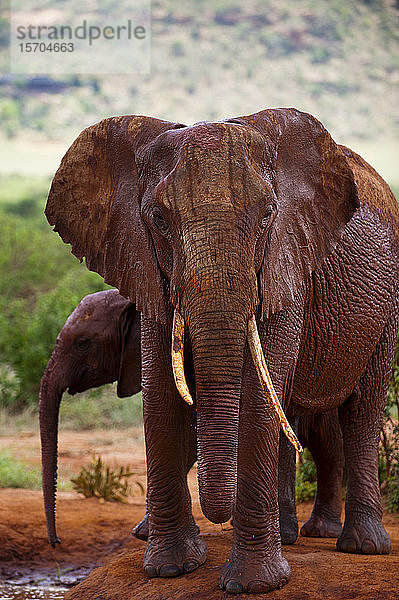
[386,477,399,513]
[71,455,144,501]
[296,448,317,503]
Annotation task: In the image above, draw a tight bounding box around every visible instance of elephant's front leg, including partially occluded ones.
[278,419,299,544]
[132,418,198,541]
[219,354,291,594]
[141,316,207,578]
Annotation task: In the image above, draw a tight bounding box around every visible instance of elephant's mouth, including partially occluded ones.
[171,309,302,453]
[68,369,88,396]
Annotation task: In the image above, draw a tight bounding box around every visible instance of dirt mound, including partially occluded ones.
[1,429,398,599]
[1,490,398,600]
[64,511,399,600]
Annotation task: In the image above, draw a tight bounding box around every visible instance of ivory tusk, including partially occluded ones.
[247,316,303,453]
[171,310,193,405]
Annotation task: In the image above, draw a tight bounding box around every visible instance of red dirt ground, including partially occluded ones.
[1,428,398,599]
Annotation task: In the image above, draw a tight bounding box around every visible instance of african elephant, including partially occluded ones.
[39,288,141,541]
[43,108,399,595]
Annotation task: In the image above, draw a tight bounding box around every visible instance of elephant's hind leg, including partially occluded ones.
[337,310,398,555]
[300,410,344,538]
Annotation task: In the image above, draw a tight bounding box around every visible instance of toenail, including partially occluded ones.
[361,539,376,554]
[159,564,180,577]
[183,560,199,573]
[248,580,271,593]
[226,580,243,594]
[144,565,157,578]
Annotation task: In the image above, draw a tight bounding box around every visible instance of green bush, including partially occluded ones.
[379,334,399,511]
[0,204,108,409]
[71,455,143,501]
[387,477,399,513]
[0,450,41,488]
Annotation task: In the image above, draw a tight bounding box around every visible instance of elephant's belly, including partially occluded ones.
[290,211,396,414]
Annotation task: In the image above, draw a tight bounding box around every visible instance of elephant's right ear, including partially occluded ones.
[45,116,184,323]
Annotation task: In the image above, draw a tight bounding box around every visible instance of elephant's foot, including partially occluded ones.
[132,513,149,541]
[132,512,200,542]
[219,549,291,594]
[143,528,207,578]
[280,513,298,545]
[337,512,391,554]
[301,513,342,538]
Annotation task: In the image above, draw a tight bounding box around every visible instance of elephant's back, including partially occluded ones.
[339,145,399,248]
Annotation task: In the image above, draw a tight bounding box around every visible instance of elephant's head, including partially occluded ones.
[39,289,141,545]
[45,108,358,530]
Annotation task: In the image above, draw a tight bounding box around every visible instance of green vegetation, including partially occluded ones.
[379,355,399,512]
[0,449,41,489]
[71,455,144,501]
[59,388,143,431]
[296,449,317,503]
[0,176,109,410]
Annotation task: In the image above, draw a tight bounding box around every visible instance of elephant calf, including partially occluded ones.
[39,288,141,544]
[40,288,344,546]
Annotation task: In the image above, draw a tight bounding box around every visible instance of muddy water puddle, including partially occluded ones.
[0,583,67,599]
[0,567,91,600]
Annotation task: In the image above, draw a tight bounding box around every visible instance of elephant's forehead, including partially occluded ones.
[63,291,124,331]
[152,121,263,156]
[150,123,270,211]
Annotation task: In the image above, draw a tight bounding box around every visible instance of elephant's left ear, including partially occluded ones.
[232,108,359,319]
[45,115,185,322]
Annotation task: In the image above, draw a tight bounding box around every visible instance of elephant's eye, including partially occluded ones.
[75,337,91,352]
[151,206,169,234]
[261,205,274,228]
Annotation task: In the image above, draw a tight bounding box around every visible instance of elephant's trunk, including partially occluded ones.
[39,348,66,546]
[174,259,252,524]
[193,313,247,523]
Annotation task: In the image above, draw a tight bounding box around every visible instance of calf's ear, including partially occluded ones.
[117,304,141,398]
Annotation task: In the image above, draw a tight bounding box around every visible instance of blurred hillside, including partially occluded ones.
[0,0,398,182]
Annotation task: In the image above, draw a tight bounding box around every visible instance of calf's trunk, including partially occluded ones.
[39,351,66,546]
